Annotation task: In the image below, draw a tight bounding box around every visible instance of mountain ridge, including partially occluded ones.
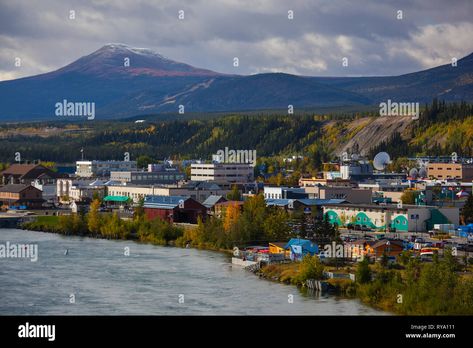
[0,44,472,120]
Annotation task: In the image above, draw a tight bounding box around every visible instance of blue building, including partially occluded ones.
[284,238,319,261]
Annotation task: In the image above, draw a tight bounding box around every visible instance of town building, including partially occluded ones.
[0,184,44,209]
[0,164,65,185]
[370,240,404,259]
[264,186,308,200]
[323,203,459,233]
[303,186,372,204]
[32,180,58,204]
[265,198,347,218]
[190,163,254,187]
[202,195,227,214]
[427,162,473,181]
[299,177,353,188]
[143,195,207,224]
[103,195,131,208]
[75,160,137,178]
[340,162,373,180]
[107,181,228,203]
[57,178,106,203]
[359,180,434,205]
[284,238,319,261]
[110,169,185,185]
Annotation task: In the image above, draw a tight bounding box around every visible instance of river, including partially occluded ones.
[0,229,385,315]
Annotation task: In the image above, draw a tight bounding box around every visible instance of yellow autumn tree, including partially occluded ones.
[87,199,102,236]
[223,202,240,233]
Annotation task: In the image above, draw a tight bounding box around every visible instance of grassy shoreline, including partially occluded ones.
[256,256,473,315]
[21,215,233,253]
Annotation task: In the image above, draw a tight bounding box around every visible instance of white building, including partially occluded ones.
[263,186,307,200]
[107,182,228,203]
[323,203,459,233]
[340,163,373,180]
[75,160,137,178]
[190,163,253,187]
[57,178,105,202]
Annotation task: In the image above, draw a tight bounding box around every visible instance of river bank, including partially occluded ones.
[253,256,473,315]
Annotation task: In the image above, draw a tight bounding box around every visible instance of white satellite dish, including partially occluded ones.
[373,152,391,171]
[409,168,418,178]
[418,167,427,178]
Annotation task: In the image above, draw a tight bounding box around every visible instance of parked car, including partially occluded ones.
[420,254,435,262]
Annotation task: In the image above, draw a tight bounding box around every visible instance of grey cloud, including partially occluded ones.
[0,0,472,81]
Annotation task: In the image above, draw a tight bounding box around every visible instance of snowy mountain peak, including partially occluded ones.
[55,44,221,77]
[100,43,166,59]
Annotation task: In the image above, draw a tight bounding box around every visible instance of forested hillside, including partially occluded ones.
[0,100,472,173]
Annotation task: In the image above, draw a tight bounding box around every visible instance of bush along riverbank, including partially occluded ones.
[256,252,473,315]
[21,199,184,246]
[255,256,356,295]
[22,194,310,251]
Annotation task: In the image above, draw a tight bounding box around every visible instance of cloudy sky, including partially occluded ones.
[1,0,473,81]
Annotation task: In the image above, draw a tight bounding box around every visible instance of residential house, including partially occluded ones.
[202,195,227,214]
[0,184,44,209]
[1,164,65,185]
[370,240,404,259]
[284,238,319,261]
